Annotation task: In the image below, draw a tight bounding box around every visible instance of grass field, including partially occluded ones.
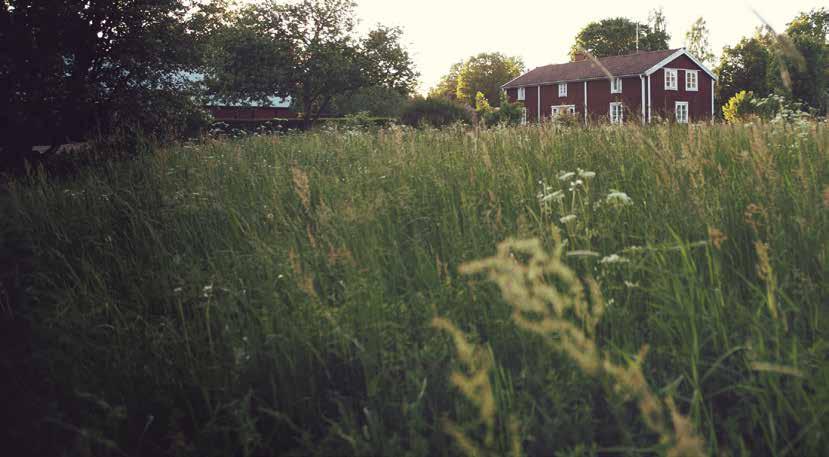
[4,121,829,456]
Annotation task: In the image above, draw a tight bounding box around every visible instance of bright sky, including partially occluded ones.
[352,0,824,93]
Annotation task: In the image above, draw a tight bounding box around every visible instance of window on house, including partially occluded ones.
[665,69,678,90]
[517,87,526,100]
[611,77,622,94]
[558,83,567,97]
[675,101,689,123]
[685,70,698,91]
[520,107,528,125]
[609,102,623,124]
[550,105,576,118]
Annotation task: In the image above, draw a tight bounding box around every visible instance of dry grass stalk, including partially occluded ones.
[455,232,705,456]
[291,165,311,211]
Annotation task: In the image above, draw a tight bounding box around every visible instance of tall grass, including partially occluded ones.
[6,121,829,456]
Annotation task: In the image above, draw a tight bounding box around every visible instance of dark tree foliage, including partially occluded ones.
[715,35,773,108]
[204,0,418,128]
[0,0,208,169]
[571,15,670,58]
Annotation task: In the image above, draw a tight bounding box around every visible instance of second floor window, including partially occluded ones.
[611,77,622,93]
[685,70,698,91]
[558,83,567,97]
[517,87,526,100]
[665,69,678,90]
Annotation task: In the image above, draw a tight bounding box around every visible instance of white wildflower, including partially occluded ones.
[558,171,576,181]
[578,169,596,179]
[173,287,183,294]
[202,284,213,298]
[624,280,639,288]
[606,190,633,206]
[600,254,629,264]
[559,214,577,224]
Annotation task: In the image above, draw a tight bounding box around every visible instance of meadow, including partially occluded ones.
[4,121,829,456]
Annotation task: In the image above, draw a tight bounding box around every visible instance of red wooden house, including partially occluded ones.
[502,48,716,124]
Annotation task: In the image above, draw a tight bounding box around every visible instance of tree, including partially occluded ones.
[685,17,715,66]
[571,15,670,58]
[0,0,209,168]
[429,61,463,100]
[454,53,524,107]
[714,35,772,110]
[204,0,418,128]
[768,8,829,114]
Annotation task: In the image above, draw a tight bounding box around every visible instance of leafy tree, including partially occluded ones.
[0,0,209,168]
[571,15,670,58]
[714,35,772,110]
[429,61,463,100]
[329,86,410,118]
[454,53,524,107]
[685,17,715,65]
[768,8,828,114]
[204,0,418,128]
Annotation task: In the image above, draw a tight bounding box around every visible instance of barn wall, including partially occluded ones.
[648,55,713,122]
[207,106,296,121]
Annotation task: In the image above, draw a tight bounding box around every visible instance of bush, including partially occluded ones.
[399,96,473,128]
[723,91,807,123]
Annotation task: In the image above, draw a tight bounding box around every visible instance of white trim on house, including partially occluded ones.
[558,83,568,97]
[537,86,541,121]
[583,81,588,123]
[501,73,525,88]
[610,102,624,124]
[675,101,689,123]
[611,77,622,94]
[685,70,699,91]
[647,74,652,122]
[664,68,678,90]
[640,76,646,122]
[711,80,715,119]
[517,87,526,100]
[643,48,717,81]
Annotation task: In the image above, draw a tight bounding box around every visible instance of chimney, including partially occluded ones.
[572,52,587,62]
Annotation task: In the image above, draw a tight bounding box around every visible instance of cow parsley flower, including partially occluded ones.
[560,214,577,224]
[606,190,633,206]
[558,171,576,181]
[578,169,596,179]
[600,254,629,264]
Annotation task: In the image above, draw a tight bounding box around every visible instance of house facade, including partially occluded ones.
[502,49,716,124]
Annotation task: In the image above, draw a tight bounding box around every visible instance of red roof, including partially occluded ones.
[503,49,680,88]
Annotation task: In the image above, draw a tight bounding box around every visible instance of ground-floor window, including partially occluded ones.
[609,102,623,124]
[551,105,576,119]
[675,101,689,123]
[521,107,528,125]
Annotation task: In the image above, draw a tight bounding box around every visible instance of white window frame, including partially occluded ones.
[551,104,576,118]
[558,83,567,97]
[611,77,622,94]
[520,107,528,125]
[685,70,699,91]
[675,101,689,123]
[609,102,623,124]
[664,68,678,91]
[517,87,526,101]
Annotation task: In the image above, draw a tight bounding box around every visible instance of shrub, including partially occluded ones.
[722,91,754,123]
[399,96,473,128]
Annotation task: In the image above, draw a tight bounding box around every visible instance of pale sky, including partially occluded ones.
[351,0,825,93]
